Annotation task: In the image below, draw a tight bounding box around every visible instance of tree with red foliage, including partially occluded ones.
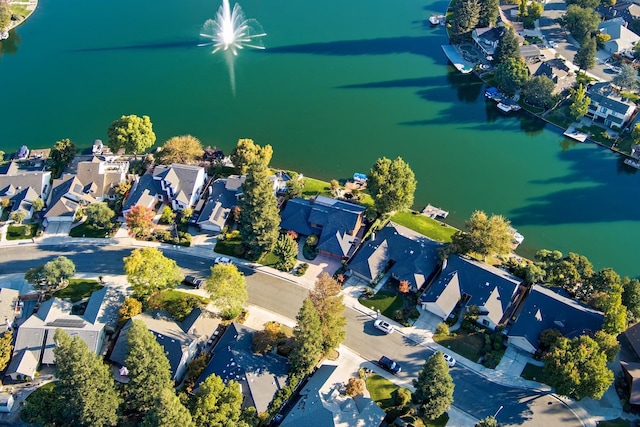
[125,205,155,238]
[399,280,410,294]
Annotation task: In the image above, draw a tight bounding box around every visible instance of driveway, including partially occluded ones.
[43,221,72,237]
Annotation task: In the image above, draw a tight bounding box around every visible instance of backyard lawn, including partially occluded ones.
[301,177,334,198]
[433,329,485,363]
[359,290,404,318]
[6,224,38,240]
[147,289,210,321]
[69,222,111,238]
[53,279,103,302]
[391,211,457,243]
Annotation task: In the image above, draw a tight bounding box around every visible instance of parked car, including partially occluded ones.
[548,40,558,48]
[374,319,395,334]
[182,275,203,288]
[378,356,401,375]
[442,352,456,367]
[214,256,233,265]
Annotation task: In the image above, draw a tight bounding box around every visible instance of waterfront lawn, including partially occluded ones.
[302,177,333,198]
[358,290,404,318]
[391,211,457,243]
[616,133,634,155]
[70,222,111,238]
[7,224,37,240]
[147,289,209,321]
[578,125,615,147]
[520,363,549,385]
[545,105,574,129]
[9,4,32,19]
[53,279,103,302]
[433,329,484,362]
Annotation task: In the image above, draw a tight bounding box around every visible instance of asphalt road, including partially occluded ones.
[0,243,582,426]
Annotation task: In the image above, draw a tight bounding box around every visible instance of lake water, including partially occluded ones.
[1,0,640,277]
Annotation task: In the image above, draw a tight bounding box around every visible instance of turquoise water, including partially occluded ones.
[1,0,639,276]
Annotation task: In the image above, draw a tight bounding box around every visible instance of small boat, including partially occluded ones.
[624,158,640,169]
[429,15,440,26]
[496,101,521,113]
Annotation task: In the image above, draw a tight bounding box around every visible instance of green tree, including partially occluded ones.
[124,320,174,416]
[612,63,638,91]
[205,263,248,319]
[453,0,481,34]
[367,156,417,216]
[107,114,156,158]
[274,234,299,272]
[160,205,176,224]
[49,138,77,178]
[412,352,455,420]
[600,284,627,335]
[284,173,305,200]
[290,298,323,375]
[494,58,529,94]
[0,1,11,32]
[125,205,155,238]
[593,330,620,363]
[527,2,543,19]
[141,388,195,427]
[123,247,183,301]
[523,75,557,109]
[561,5,600,44]
[476,416,501,427]
[85,202,115,228]
[309,273,346,355]
[9,210,26,224]
[155,134,204,165]
[20,383,64,425]
[493,26,521,65]
[478,0,499,27]
[566,0,600,9]
[192,374,256,427]
[40,256,76,287]
[54,329,121,427]
[238,158,281,259]
[574,36,597,71]
[180,206,194,224]
[543,335,613,400]
[452,210,512,260]
[118,296,143,324]
[569,84,591,120]
[230,138,273,175]
[622,277,640,322]
[31,197,45,213]
[0,331,12,372]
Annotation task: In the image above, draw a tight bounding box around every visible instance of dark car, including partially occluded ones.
[378,356,401,375]
[182,275,203,288]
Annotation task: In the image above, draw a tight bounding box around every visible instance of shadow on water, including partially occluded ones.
[0,29,21,56]
[68,39,201,53]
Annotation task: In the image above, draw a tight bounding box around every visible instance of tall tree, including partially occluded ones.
[543,335,613,400]
[155,134,204,165]
[290,298,323,375]
[567,0,600,9]
[274,234,299,272]
[9,210,25,224]
[569,84,591,120]
[54,329,121,427]
[494,57,529,94]
[192,374,256,427]
[238,158,281,259]
[85,202,115,228]
[309,273,347,355]
[123,247,183,301]
[230,138,273,175]
[367,156,417,216]
[107,114,156,158]
[125,205,155,238]
[0,331,12,372]
[452,210,512,260]
[118,296,143,324]
[453,0,481,34]
[412,352,455,420]
[612,63,638,91]
[561,5,600,44]
[524,75,557,109]
[527,2,543,20]
[476,416,501,427]
[40,256,76,288]
[124,320,174,416]
[141,388,195,427]
[493,26,521,65]
[49,138,77,178]
[593,330,620,363]
[574,36,597,71]
[204,263,248,319]
[600,284,627,335]
[284,173,305,200]
[622,277,640,323]
[478,0,499,27]
[31,197,45,213]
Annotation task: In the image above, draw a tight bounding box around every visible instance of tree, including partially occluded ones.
[290,298,323,375]
[125,205,155,238]
[494,58,529,94]
[284,173,305,200]
[155,134,204,165]
[0,331,12,372]
[9,210,26,224]
[180,206,194,224]
[367,157,417,216]
[493,26,521,65]
[562,5,600,44]
[309,273,347,354]
[40,256,76,288]
[230,138,273,175]
[274,234,299,272]
[238,157,281,259]
[574,36,597,71]
[594,330,620,363]
[476,416,501,427]
[412,352,455,420]
[31,197,45,213]
[124,320,174,416]
[192,374,256,427]
[543,335,613,400]
[205,263,248,319]
[524,75,557,109]
[141,388,195,427]
[54,329,121,427]
[118,296,143,324]
[613,63,638,91]
[478,0,499,27]
[345,377,365,397]
[622,277,640,322]
[160,205,176,224]
[567,0,600,9]
[0,1,11,32]
[452,210,512,259]
[107,114,156,157]
[600,284,627,335]
[48,138,77,179]
[85,202,115,228]
[399,280,410,294]
[124,247,183,300]
[569,84,591,120]
[453,0,481,34]
[527,2,543,20]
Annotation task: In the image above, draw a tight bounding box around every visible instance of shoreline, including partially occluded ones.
[5,0,38,33]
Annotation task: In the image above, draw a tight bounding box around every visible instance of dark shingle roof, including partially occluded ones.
[588,82,635,115]
[122,174,160,211]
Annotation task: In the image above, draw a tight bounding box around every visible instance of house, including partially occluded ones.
[281,196,366,259]
[0,186,40,221]
[269,170,293,194]
[507,285,604,354]
[194,323,288,414]
[0,288,20,334]
[0,394,14,413]
[520,44,541,61]
[623,322,640,359]
[0,161,51,201]
[534,59,570,84]
[586,82,637,129]
[598,19,640,54]
[279,364,385,427]
[348,222,443,292]
[420,255,523,330]
[44,175,97,226]
[110,310,203,382]
[472,27,505,56]
[597,2,640,29]
[621,362,640,406]
[195,176,245,232]
[75,156,129,201]
[6,287,111,380]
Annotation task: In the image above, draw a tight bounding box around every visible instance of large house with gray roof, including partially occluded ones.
[0,288,20,334]
[420,254,523,330]
[348,222,443,292]
[0,186,40,221]
[0,161,51,201]
[44,175,99,225]
[279,364,385,427]
[195,176,245,232]
[194,323,288,414]
[507,285,604,354]
[75,156,130,201]
[280,196,365,259]
[587,82,637,129]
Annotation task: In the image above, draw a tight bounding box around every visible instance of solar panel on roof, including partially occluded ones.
[46,318,86,328]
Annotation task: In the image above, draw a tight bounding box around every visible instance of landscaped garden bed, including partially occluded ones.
[69,222,114,238]
[7,224,38,240]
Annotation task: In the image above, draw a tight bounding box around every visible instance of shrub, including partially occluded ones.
[396,387,412,406]
[305,234,318,247]
[345,377,365,397]
[293,263,309,276]
[435,322,450,336]
[394,310,404,321]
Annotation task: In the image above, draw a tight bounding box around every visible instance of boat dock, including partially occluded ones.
[422,204,449,219]
[563,126,589,142]
[624,158,640,169]
[441,45,473,74]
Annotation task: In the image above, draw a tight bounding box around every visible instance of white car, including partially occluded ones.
[214,256,233,265]
[610,66,622,74]
[548,41,558,48]
[442,353,456,367]
[374,319,395,334]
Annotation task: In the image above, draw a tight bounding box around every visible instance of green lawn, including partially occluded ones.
[6,224,37,240]
[302,177,333,198]
[391,211,457,243]
[258,251,280,267]
[53,279,103,302]
[521,363,549,384]
[70,222,111,238]
[597,419,631,427]
[147,289,210,321]
[366,374,400,409]
[433,329,485,362]
[214,236,245,257]
[359,290,404,318]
